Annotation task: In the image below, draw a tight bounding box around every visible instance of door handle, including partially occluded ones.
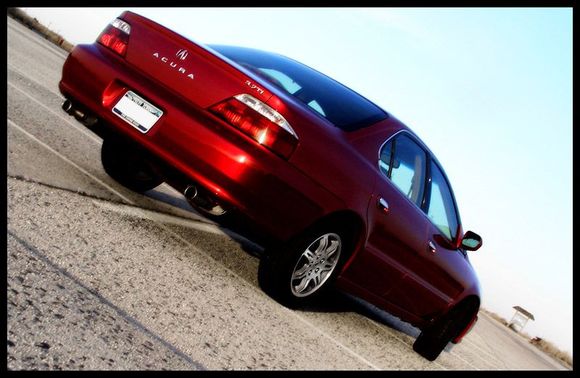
[377,197,389,213]
[428,240,437,254]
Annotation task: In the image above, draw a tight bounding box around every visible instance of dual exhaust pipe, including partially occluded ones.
[62,99,98,127]
[62,99,226,217]
[183,184,227,217]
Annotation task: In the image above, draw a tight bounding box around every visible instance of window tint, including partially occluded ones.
[307,100,326,116]
[427,162,459,240]
[257,68,301,94]
[379,134,427,207]
[210,45,388,131]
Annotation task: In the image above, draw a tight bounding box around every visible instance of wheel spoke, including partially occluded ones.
[311,273,321,288]
[292,264,309,280]
[303,249,316,263]
[320,261,335,272]
[294,276,312,294]
[315,234,328,255]
[324,240,339,259]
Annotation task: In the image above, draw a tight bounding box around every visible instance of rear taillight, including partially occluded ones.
[210,94,298,159]
[98,18,131,57]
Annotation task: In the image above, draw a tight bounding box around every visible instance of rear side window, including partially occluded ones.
[379,134,427,207]
[210,45,388,131]
[257,68,301,94]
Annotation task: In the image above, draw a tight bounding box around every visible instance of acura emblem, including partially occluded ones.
[176,49,188,60]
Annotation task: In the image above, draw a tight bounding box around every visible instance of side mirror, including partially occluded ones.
[461,231,482,251]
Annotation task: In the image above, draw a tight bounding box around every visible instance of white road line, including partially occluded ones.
[152,216,382,370]
[459,337,503,366]
[8,63,63,98]
[8,119,131,203]
[363,318,448,370]
[465,320,509,363]
[448,349,480,370]
[7,72,181,203]
[6,229,207,371]
[92,199,228,236]
[8,118,381,370]
[289,315,380,370]
[91,199,265,254]
[8,81,102,145]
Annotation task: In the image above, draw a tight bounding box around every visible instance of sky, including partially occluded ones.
[20,7,573,355]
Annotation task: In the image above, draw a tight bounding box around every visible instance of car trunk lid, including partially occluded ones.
[119,11,273,108]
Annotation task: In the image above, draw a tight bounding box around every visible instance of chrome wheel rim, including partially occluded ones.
[290,233,341,297]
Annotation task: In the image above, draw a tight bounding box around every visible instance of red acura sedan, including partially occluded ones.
[59,11,483,361]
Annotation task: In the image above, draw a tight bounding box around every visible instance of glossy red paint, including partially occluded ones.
[59,11,481,333]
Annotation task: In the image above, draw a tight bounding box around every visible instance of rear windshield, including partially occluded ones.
[210,45,388,132]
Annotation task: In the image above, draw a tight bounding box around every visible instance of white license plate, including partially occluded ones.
[112,91,163,133]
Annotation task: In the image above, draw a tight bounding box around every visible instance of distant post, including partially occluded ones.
[508,306,534,332]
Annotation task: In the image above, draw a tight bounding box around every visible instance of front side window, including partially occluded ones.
[427,162,459,240]
[379,134,427,207]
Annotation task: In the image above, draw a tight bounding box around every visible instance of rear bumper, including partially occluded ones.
[59,43,333,241]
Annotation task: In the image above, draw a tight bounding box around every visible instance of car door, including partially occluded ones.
[412,159,471,315]
[382,140,468,320]
[339,132,436,315]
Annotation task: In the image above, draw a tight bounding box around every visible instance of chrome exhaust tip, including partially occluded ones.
[62,99,73,114]
[183,184,227,216]
[62,99,98,127]
[184,185,198,200]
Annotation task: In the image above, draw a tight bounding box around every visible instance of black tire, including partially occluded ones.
[258,224,351,308]
[413,302,476,361]
[101,137,164,193]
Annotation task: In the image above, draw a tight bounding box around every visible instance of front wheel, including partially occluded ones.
[413,301,477,361]
[258,227,348,308]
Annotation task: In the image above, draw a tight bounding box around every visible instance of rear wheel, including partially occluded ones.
[413,301,477,361]
[258,226,350,308]
[101,137,164,193]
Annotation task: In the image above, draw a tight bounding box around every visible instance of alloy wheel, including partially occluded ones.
[290,233,342,297]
